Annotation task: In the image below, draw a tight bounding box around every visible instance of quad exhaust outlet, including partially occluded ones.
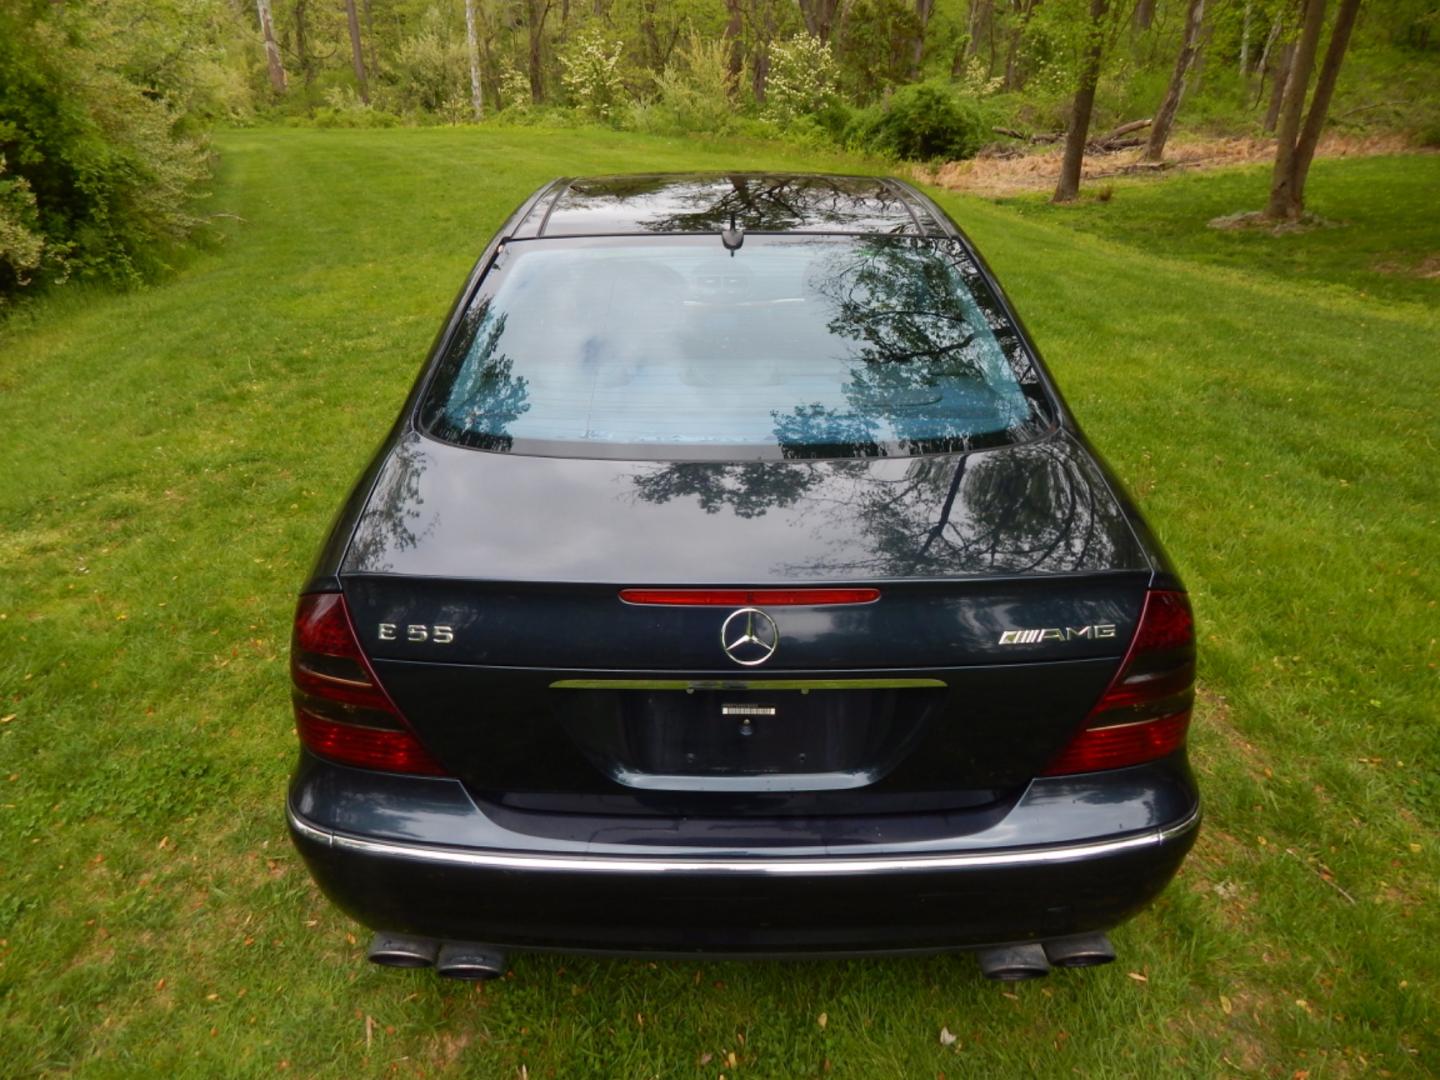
[367,932,508,980]
[366,931,439,969]
[1042,931,1117,969]
[975,932,1114,980]
[368,931,1111,983]
[435,942,508,981]
[974,942,1051,981]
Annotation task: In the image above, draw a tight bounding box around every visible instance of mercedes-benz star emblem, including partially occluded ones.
[720,607,779,667]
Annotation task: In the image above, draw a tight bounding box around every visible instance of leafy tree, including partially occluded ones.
[644,32,738,133]
[765,34,840,122]
[1142,0,1206,162]
[343,0,371,103]
[525,0,554,103]
[1052,0,1113,203]
[256,0,289,96]
[464,0,486,120]
[836,0,923,100]
[1266,0,1363,220]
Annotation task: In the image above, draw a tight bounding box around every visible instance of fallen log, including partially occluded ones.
[990,126,1064,145]
[1087,136,1147,153]
[1095,117,1153,143]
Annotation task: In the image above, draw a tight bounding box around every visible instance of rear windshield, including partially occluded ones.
[419,235,1053,461]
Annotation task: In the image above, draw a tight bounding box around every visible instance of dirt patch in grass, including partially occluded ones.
[922,133,1418,198]
[1182,825,1262,932]
[1191,688,1271,781]
[1206,210,1343,234]
[1374,252,1440,278]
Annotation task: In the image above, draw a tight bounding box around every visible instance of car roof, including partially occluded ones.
[508,173,949,239]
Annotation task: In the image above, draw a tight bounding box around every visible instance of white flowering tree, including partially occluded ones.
[560,28,626,121]
[765,34,838,124]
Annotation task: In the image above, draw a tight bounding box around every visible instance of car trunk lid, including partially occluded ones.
[338,430,1153,811]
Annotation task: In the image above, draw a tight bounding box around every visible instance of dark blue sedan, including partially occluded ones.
[287,173,1199,982]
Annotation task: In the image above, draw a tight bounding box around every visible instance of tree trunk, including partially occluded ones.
[1286,0,1361,214]
[293,0,315,88]
[641,0,661,69]
[343,0,369,103]
[1189,18,1208,94]
[464,0,484,120]
[723,0,745,86]
[1002,0,1040,92]
[911,0,935,78]
[527,0,551,104]
[1053,0,1108,203]
[1238,0,1251,75]
[965,0,992,61]
[1132,0,1155,31]
[986,5,998,76]
[751,0,776,104]
[1265,0,1326,220]
[362,0,378,83]
[1255,14,1281,80]
[1142,0,1204,161]
[1002,25,1022,88]
[256,0,287,95]
[797,0,844,42]
[1263,40,1294,133]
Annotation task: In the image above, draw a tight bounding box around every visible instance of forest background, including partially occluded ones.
[1,0,1436,306]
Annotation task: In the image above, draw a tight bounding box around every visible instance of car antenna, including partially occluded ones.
[721,213,744,256]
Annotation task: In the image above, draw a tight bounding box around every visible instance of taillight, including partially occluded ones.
[1044,590,1195,776]
[290,592,446,775]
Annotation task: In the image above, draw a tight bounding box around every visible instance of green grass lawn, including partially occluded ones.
[1,127,1436,1077]
[999,152,1440,307]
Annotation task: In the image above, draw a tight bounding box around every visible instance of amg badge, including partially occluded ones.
[998,624,1116,645]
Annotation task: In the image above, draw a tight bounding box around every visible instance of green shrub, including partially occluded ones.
[388,25,470,116]
[490,105,586,129]
[1412,115,1440,148]
[634,33,737,136]
[811,97,858,141]
[847,80,991,161]
[0,150,46,302]
[0,1,218,301]
[312,87,401,128]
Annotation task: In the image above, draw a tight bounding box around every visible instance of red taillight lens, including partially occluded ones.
[1044,590,1195,776]
[619,588,880,606]
[290,592,446,776]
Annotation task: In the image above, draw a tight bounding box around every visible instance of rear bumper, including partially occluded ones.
[287,754,1200,955]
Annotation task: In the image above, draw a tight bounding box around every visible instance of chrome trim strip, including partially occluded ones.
[287,803,1200,877]
[608,765,876,793]
[548,678,948,691]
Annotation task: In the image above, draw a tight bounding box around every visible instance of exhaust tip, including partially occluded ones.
[435,942,507,981]
[1043,932,1116,969]
[975,942,1051,981]
[367,931,439,969]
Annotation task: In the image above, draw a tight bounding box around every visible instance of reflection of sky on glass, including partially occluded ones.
[436,239,1033,450]
[546,175,924,236]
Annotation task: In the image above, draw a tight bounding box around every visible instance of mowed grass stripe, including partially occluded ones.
[0,128,1435,1077]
